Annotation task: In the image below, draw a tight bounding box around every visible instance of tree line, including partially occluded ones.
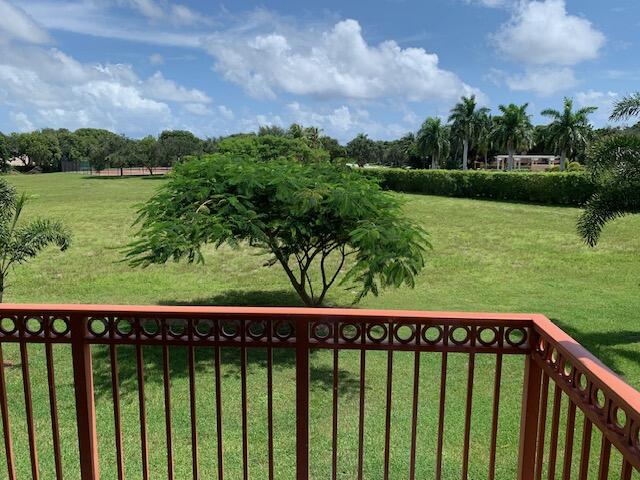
[1,96,639,174]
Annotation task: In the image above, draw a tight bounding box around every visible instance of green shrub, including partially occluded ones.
[361,168,596,206]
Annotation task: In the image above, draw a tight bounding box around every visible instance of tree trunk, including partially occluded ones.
[0,289,3,303]
[484,151,488,169]
[560,151,566,172]
[508,147,514,171]
[120,167,124,176]
[462,138,469,170]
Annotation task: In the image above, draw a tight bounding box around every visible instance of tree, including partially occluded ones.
[416,118,450,169]
[217,134,329,163]
[577,135,640,246]
[258,125,286,137]
[492,103,534,170]
[476,112,494,168]
[0,179,70,302]
[319,136,346,160]
[0,133,8,173]
[610,92,640,121]
[541,98,596,171]
[137,135,159,174]
[346,133,378,167]
[124,155,429,306]
[157,130,202,164]
[11,131,62,171]
[448,95,489,170]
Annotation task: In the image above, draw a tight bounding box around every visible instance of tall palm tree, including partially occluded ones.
[416,118,450,169]
[492,103,534,170]
[476,112,494,168]
[610,92,640,121]
[541,98,596,171]
[0,180,70,302]
[448,95,490,170]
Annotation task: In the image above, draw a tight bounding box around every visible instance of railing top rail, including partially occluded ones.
[0,303,539,322]
[533,314,640,415]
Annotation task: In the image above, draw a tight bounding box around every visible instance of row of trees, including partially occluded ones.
[346,96,605,171]
[0,129,213,174]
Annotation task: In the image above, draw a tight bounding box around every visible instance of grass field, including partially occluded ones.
[1,173,639,479]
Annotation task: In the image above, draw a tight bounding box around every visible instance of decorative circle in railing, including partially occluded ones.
[220,320,239,339]
[393,324,416,344]
[88,317,108,337]
[339,322,361,342]
[549,347,559,366]
[562,360,574,381]
[478,327,498,347]
[505,327,527,347]
[576,372,589,393]
[168,319,187,338]
[116,318,134,337]
[50,317,70,336]
[141,318,160,338]
[613,405,627,430]
[449,326,470,346]
[366,323,387,343]
[192,319,213,338]
[311,322,332,341]
[0,317,17,336]
[421,325,444,345]
[246,321,266,340]
[274,320,295,341]
[593,388,606,410]
[25,317,44,336]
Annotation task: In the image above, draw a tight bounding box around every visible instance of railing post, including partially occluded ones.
[518,351,543,480]
[71,315,100,480]
[295,317,310,480]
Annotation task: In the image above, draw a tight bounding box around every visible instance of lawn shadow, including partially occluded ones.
[159,289,304,307]
[550,317,640,378]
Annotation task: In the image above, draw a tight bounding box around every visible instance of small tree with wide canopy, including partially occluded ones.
[124,155,429,306]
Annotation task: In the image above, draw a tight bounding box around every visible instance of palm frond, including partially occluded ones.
[610,93,640,121]
[4,219,71,269]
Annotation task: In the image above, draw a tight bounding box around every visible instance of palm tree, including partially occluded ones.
[416,118,450,169]
[0,180,71,302]
[541,98,596,171]
[448,95,490,170]
[492,103,534,170]
[610,92,640,121]
[476,112,494,168]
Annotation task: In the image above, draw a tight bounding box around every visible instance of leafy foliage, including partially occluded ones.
[578,134,640,246]
[124,155,429,306]
[610,93,640,121]
[217,134,330,164]
[448,95,490,170]
[0,179,71,302]
[492,103,534,170]
[346,133,379,167]
[416,118,450,169]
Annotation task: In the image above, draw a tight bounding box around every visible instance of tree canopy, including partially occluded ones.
[124,155,429,306]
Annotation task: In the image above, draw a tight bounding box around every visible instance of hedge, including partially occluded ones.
[361,168,596,206]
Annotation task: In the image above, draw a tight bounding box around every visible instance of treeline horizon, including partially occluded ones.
[1,97,639,174]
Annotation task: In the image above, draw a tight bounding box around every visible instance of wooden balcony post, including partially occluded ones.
[517,352,543,480]
[71,315,100,480]
[295,316,310,480]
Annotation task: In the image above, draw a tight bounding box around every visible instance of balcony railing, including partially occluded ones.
[0,304,638,479]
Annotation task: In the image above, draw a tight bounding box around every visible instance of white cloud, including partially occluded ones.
[504,67,578,96]
[204,18,481,102]
[493,0,605,66]
[217,105,234,120]
[576,90,619,124]
[143,71,211,103]
[120,0,164,20]
[149,53,164,65]
[183,103,212,116]
[465,0,509,7]
[9,111,34,131]
[0,0,51,44]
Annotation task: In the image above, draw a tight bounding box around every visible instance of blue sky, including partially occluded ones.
[0,0,638,142]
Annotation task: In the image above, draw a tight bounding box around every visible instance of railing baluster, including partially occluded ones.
[561,401,577,480]
[546,385,562,480]
[110,344,125,480]
[136,342,149,480]
[71,315,99,480]
[518,352,543,480]
[267,317,275,480]
[489,353,503,480]
[597,436,611,480]
[435,350,448,480]
[534,375,550,480]
[462,352,476,480]
[620,460,632,480]
[188,344,200,480]
[383,350,393,480]
[0,344,16,480]
[578,417,592,480]
[331,326,339,480]
[214,344,224,480]
[240,342,249,480]
[295,317,310,480]
[162,343,174,480]
[408,351,421,480]
[20,341,39,480]
[357,331,366,480]
[45,343,63,480]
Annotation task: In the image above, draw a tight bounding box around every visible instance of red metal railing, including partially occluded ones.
[0,305,637,479]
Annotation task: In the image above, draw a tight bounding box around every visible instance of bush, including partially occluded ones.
[361,168,596,206]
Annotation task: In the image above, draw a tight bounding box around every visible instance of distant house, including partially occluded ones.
[476,154,559,171]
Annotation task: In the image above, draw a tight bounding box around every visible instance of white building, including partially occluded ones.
[479,154,559,171]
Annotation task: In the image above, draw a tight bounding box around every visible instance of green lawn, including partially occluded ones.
[1,173,639,479]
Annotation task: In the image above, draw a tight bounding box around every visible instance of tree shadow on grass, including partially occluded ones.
[550,317,640,378]
[158,289,304,307]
